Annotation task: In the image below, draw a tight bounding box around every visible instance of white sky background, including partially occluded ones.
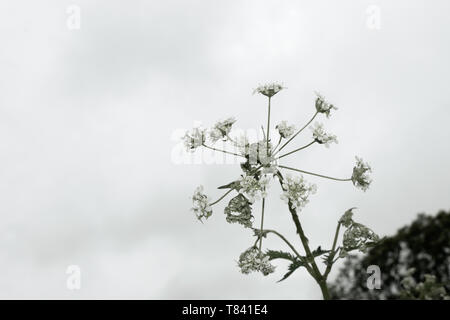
[0,0,449,299]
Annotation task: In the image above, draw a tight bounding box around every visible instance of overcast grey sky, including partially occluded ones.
[0,0,449,299]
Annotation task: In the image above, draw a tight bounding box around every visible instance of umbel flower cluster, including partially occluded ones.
[185,83,379,300]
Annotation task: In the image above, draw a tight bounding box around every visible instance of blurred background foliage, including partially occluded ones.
[330,210,450,299]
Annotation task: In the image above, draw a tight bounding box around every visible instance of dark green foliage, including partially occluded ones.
[224,194,253,228]
[312,246,330,258]
[329,210,450,299]
[278,260,305,282]
[265,249,307,282]
[218,180,241,191]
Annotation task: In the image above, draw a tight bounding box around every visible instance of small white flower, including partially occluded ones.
[182,127,205,151]
[238,247,276,276]
[280,175,316,209]
[315,92,337,118]
[276,121,296,139]
[191,185,212,221]
[351,157,372,191]
[209,117,236,143]
[239,175,270,203]
[310,122,338,147]
[254,83,285,98]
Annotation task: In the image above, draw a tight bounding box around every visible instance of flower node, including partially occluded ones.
[191,186,212,221]
[238,247,276,276]
[254,83,285,98]
[280,175,317,210]
[351,157,372,191]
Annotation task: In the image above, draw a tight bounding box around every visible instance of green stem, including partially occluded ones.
[202,144,244,158]
[277,171,330,299]
[273,111,318,157]
[258,97,272,253]
[324,222,341,279]
[279,165,351,182]
[276,141,316,160]
[272,136,282,154]
[258,197,266,252]
[208,189,233,206]
[266,97,271,153]
[257,229,315,277]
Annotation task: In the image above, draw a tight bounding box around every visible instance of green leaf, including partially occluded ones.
[253,228,268,239]
[312,246,331,258]
[266,250,297,262]
[218,180,241,190]
[224,194,253,228]
[277,260,305,282]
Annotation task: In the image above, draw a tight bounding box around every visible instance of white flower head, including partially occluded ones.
[280,174,317,209]
[238,247,276,276]
[191,185,212,221]
[276,121,296,139]
[209,117,237,143]
[239,175,270,203]
[254,82,285,98]
[182,127,205,151]
[351,157,372,191]
[315,92,338,118]
[310,122,338,147]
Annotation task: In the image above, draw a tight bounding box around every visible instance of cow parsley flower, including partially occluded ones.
[254,83,285,98]
[276,121,296,139]
[351,157,372,191]
[342,222,379,253]
[238,247,276,276]
[315,92,337,118]
[280,175,317,209]
[209,117,237,143]
[239,175,270,203]
[310,122,338,147]
[191,185,212,221]
[183,127,205,151]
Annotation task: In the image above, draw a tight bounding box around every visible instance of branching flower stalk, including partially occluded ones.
[184,83,379,299]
